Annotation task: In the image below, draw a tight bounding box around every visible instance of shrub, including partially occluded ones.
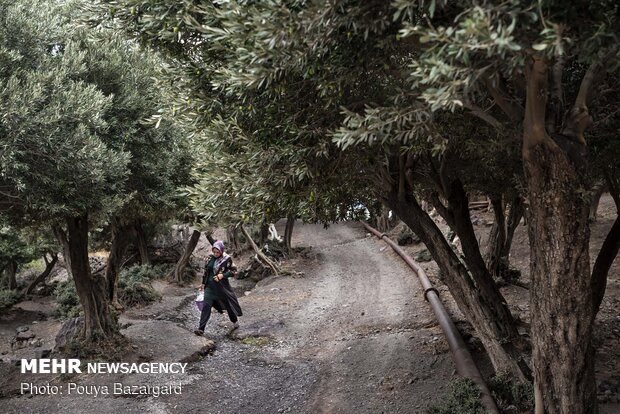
[0,288,22,309]
[117,265,162,307]
[414,249,433,262]
[52,281,82,319]
[121,264,164,281]
[489,374,534,412]
[428,378,487,414]
[398,226,421,245]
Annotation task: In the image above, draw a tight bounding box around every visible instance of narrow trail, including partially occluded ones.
[173,222,454,413]
[285,222,455,413]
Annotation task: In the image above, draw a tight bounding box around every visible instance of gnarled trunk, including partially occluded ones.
[226,226,241,253]
[65,214,114,342]
[134,219,150,265]
[485,195,524,280]
[525,144,596,414]
[524,57,597,414]
[259,223,269,245]
[169,229,200,284]
[7,260,17,290]
[485,196,506,278]
[375,206,391,233]
[284,215,295,253]
[53,225,72,277]
[26,253,58,295]
[105,218,130,307]
[503,196,524,259]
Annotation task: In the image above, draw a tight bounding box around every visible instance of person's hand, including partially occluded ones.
[198,284,205,291]
[213,274,222,282]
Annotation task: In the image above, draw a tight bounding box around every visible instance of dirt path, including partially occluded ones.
[281,222,454,413]
[2,221,454,413]
[163,221,454,413]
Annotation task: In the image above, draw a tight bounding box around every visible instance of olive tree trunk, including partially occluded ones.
[523,57,597,414]
[53,225,72,277]
[134,219,151,265]
[65,214,114,342]
[7,260,17,290]
[169,229,200,284]
[259,223,269,245]
[226,226,241,253]
[105,218,130,308]
[485,195,524,280]
[284,215,295,253]
[25,253,58,295]
[375,206,391,233]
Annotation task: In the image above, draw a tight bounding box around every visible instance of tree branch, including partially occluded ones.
[463,101,505,130]
[426,152,447,199]
[429,191,455,228]
[574,45,619,110]
[523,57,553,151]
[547,54,565,133]
[604,168,620,213]
[240,224,280,275]
[562,45,619,143]
[591,214,620,314]
[485,76,524,122]
[398,152,407,202]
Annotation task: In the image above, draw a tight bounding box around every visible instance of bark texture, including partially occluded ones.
[65,215,114,341]
[523,58,597,414]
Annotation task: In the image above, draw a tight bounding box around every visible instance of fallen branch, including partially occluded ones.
[240,224,280,275]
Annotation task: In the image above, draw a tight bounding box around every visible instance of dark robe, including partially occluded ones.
[202,254,243,317]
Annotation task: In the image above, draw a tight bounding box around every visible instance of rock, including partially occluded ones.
[122,320,215,363]
[54,317,84,351]
[16,326,30,333]
[17,331,35,340]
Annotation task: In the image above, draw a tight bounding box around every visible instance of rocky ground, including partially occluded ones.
[0,197,619,413]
